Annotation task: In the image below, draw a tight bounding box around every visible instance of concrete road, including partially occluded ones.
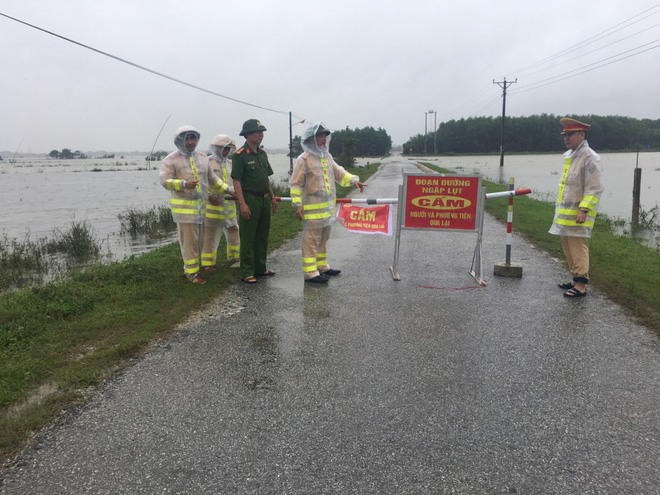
[1,157,658,494]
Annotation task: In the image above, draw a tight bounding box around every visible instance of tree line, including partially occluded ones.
[289,126,392,167]
[48,149,90,159]
[403,114,660,155]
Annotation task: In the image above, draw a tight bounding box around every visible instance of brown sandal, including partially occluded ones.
[241,276,258,284]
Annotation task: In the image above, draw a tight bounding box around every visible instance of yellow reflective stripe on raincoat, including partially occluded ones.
[206,213,227,219]
[339,174,356,187]
[206,204,224,213]
[557,208,597,217]
[302,201,333,211]
[304,212,332,220]
[556,218,596,227]
[290,188,303,205]
[557,157,571,203]
[165,179,186,191]
[209,180,228,194]
[321,158,332,194]
[170,197,202,215]
[579,195,599,209]
[170,198,200,206]
[555,207,597,227]
[302,202,332,219]
[171,209,200,215]
[189,157,201,192]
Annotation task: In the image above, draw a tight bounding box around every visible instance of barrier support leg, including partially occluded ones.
[494,177,523,278]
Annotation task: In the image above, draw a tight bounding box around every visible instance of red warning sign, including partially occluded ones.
[404,175,480,231]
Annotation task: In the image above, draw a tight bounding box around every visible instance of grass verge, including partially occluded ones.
[0,163,379,467]
[423,163,660,333]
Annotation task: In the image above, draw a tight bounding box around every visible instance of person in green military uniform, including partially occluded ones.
[231,119,278,283]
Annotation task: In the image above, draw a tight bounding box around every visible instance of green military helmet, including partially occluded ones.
[239,119,267,136]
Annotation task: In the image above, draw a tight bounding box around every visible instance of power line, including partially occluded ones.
[455,4,660,118]
[511,38,660,95]
[509,2,660,76]
[520,22,660,79]
[471,93,503,117]
[0,11,305,121]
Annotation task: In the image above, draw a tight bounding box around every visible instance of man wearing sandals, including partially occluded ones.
[231,119,278,284]
[160,126,229,285]
[550,118,604,298]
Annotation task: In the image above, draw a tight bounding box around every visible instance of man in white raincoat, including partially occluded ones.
[160,125,229,285]
[289,122,366,283]
[202,134,239,271]
[549,118,604,298]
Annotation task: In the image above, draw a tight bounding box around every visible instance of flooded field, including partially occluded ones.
[0,154,297,261]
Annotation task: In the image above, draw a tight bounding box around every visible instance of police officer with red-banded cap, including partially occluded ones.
[550,118,604,298]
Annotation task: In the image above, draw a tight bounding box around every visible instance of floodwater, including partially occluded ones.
[0,153,300,261]
[1,152,658,263]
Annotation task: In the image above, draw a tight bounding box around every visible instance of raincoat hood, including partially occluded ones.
[174,125,201,157]
[210,134,236,162]
[301,122,332,158]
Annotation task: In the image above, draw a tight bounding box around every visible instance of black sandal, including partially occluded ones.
[564,287,586,298]
[558,282,574,289]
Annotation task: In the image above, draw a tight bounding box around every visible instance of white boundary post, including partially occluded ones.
[469,186,487,285]
[390,184,404,281]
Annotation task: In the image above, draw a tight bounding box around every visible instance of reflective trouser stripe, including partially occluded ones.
[301,226,331,279]
[178,223,203,280]
[183,257,199,274]
[201,251,216,266]
[302,256,317,273]
[227,244,240,259]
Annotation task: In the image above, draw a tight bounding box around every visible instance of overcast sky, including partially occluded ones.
[1,0,659,155]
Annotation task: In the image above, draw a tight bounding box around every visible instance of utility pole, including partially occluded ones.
[424,110,436,155]
[493,78,517,167]
[289,112,293,174]
[423,112,428,154]
[431,110,437,154]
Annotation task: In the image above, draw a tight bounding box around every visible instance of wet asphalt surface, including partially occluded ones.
[1,157,659,494]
